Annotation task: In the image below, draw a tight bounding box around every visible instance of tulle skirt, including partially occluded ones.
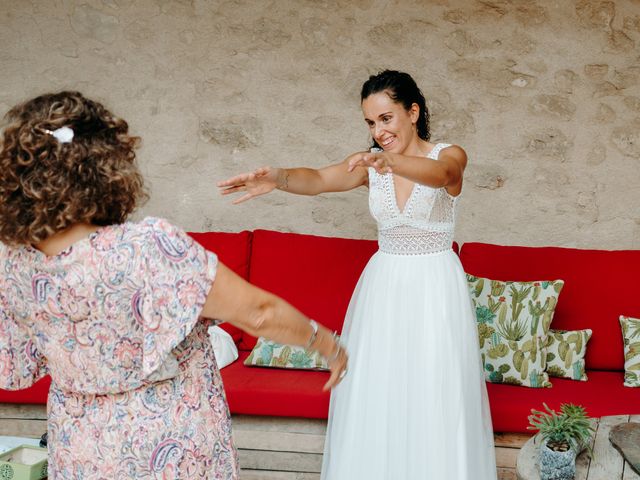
[321,249,497,480]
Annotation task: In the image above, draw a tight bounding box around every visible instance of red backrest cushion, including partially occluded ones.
[243,230,379,350]
[188,231,253,344]
[460,242,640,371]
[0,376,51,404]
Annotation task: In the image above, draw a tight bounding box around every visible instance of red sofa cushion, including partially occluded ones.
[0,376,51,404]
[187,230,252,279]
[460,243,640,371]
[188,230,253,344]
[488,370,640,433]
[242,230,379,350]
[221,351,330,418]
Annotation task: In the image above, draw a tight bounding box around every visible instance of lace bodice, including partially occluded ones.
[368,143,458,255]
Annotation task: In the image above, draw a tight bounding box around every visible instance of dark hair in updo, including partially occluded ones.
[360,70,431,148]
[0,91,148,246]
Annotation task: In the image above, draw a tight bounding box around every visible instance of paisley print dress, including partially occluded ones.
[0,217,238,479]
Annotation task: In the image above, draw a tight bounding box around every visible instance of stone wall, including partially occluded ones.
[1,0,639,248]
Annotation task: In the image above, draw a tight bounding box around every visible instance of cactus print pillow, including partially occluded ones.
[467,275,564,388]
[543,329,592,381]
[244,337,332,370]
[620,316,640,387]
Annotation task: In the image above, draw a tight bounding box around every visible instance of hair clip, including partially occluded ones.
[44,126,74,144]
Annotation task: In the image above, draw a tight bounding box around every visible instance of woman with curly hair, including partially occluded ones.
[219,70,497,479]
[0,91,347,479]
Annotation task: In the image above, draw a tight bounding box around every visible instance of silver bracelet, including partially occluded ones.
[305,319,318,350]
[328,332,342,363]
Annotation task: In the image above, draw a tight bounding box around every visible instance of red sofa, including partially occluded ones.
[2,231,639,434]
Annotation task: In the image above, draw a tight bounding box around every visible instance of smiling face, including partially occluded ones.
[361,91,420,154]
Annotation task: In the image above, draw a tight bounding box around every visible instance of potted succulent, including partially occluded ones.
[527,403,595,480]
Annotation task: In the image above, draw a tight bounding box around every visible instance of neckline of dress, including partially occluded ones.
[391,143,442,215]
[22,227,106,262]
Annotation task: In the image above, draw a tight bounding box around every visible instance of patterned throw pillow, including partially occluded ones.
[467,275,564,388]
[620,316,640,387]
[244,337,332,370]
[543,329,592,381]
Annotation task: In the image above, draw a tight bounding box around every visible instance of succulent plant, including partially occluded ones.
[528,403,595,456]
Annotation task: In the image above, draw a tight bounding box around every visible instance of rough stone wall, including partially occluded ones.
[1,0,639,248]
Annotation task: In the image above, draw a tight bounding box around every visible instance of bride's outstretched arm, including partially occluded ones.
[218,156,368,204]
[347,145,467,196]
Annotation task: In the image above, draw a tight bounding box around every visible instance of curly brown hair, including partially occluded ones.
[0,91,148,246]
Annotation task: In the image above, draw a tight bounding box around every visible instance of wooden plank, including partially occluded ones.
[233,416,327,435]
[498,467,517,480]
[496,446,520,469]
[0,404,47,420]
[573,417,600,480]
[0,418,46,438]
[239,449,322,473]
[241,471,320,480]
[494,432,532,448]
[586,415,628,480]
[234,429,325,454]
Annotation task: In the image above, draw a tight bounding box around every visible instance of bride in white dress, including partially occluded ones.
[219,70,497,480]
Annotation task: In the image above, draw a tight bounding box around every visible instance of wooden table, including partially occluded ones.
[517,415,640,480]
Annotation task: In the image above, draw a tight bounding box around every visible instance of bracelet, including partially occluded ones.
[305,319,318,350]
[328,332,342,363]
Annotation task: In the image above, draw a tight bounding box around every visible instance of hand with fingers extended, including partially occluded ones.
[346,151,393,175]
[217,166,279,204]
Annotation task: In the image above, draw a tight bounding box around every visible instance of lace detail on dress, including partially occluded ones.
[378,226,453,255]
[368,143,458,255]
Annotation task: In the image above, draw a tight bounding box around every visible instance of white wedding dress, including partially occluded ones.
[321,143,497,480]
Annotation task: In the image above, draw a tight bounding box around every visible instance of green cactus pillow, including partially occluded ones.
[467,275,564,388]
[620,316,640,387]
[543,329,592,381]
[244,337,331,370]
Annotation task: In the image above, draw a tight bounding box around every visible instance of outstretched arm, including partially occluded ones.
[218,156,369,204]
[202,262,348,390]
[347,145,467,196]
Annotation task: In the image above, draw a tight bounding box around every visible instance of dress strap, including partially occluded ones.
[427,143,452,160]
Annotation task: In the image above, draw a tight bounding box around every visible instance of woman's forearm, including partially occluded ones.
[243,292,338,359]
[274,167,326,196]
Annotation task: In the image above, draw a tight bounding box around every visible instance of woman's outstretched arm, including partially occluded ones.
[218,155,369,204]
[201,262,348,390]
[347,145,468,196]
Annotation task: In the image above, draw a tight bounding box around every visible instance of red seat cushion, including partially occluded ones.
[188,230,253,344]
[0,376,50,404]
[488,370,640,432]
[221,351,330,418]
[243,230,379,350]
[460,243,640,371]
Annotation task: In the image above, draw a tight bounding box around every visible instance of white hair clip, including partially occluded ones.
[44,126,74,144]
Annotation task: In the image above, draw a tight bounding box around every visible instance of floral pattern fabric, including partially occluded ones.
[543,329,592,381]
[0,217,238,479]
[467,275,564,388]
[620,315,640,387]
[245,337,334,370]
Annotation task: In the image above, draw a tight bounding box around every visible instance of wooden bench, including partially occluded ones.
[0,403,528,479]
